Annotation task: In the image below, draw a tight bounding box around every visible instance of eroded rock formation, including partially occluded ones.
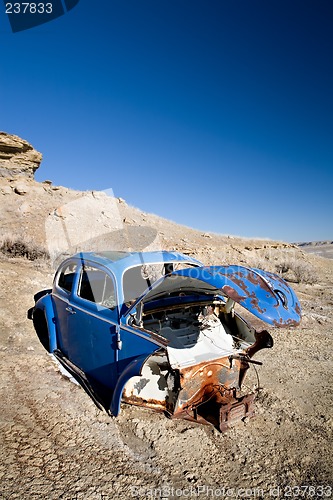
[0,132,42,179]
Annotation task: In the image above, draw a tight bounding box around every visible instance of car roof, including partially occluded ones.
[70,250,202,274]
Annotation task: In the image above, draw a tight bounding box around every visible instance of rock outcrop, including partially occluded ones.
[0,132,42,179]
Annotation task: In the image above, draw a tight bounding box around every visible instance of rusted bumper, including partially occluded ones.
[219,393,255,432]
[170,356,255,431]
[172,392,256,432]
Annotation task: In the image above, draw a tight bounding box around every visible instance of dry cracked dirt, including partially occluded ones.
[0,177,332,500]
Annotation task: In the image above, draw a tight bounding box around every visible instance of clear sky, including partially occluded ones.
[1,0,332,242]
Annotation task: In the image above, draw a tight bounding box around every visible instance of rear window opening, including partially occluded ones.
[57,262,77,293]
[122,262,200,304]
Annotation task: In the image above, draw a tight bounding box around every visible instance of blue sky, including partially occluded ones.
[1,0,332,242]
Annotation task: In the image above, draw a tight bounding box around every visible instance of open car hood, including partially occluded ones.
[124,265,301,327]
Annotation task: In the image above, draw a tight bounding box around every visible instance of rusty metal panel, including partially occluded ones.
[219,393,256,432]
[170,266,302,327]
[170,355,251,429]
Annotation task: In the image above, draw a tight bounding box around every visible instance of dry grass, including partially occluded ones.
[0,235,49,261]
[276,259,317,284]
[245,248,317,284]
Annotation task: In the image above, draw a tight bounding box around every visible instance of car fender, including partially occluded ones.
[34,294,58,352]
[109,353,156,416]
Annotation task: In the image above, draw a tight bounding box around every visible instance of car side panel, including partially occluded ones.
[110,353,155,416]
[52,293,71,356]
[117,323,162,375]
[66,303,119,389]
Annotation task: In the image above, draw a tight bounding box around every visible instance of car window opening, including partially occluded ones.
[57,262,77,293]
[78,266,116,309]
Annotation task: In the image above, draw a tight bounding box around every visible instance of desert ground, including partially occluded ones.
[0,135,332,499]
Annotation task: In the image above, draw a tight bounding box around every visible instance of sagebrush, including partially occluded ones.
[0,236,49,261]
[246,249,317,284]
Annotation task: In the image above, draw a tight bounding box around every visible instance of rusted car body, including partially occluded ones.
[31,251,301,431]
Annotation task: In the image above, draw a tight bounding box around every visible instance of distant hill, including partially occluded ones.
[295,241,333,260]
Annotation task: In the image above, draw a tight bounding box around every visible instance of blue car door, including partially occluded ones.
[52,260,80,357]
[66,264,119,389]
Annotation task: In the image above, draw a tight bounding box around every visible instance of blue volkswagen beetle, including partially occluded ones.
[31,250,301,431]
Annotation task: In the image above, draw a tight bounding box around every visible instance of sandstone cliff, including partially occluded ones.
[0,132,42,179]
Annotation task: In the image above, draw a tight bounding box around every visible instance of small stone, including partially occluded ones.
[123,217,133,224]
[18,202,31,214]
[91,190,107,199]
[53,208,66,219]
[14,183,28,195]
[1,185,12,195]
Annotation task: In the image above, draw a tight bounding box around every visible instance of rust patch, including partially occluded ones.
[272,317,300,328]
[174,357,250,416]
[172,391,256,433]
[228,274,249,293]
[245,330,273,358]
[221,285,246,303]
[122,393,170,412]
[245,270,271,292]
[219,393,256,432]
[249,292,266,314]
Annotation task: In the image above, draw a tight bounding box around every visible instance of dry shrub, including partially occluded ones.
[276,259,317,284]
[245,249,317,284]
[244,250,277,274]
[0,236,49,261]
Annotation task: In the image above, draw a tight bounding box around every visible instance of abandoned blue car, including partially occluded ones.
[31,250,301,431]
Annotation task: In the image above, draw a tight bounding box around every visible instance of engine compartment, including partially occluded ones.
[142,302,253,368]
[122,299,263,430]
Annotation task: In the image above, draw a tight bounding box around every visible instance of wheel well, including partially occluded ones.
[32,309,50,351]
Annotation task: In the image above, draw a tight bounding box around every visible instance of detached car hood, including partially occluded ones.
[125,265,301,327]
